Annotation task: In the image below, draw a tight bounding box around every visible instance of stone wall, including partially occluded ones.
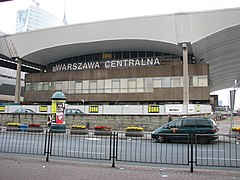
[0,114,171,131]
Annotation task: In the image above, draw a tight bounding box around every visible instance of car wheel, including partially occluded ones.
[197,136,208,144]
[156,135,166,143]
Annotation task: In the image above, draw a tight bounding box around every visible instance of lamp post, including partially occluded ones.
[229,79,240,135]
[81,99,85,113]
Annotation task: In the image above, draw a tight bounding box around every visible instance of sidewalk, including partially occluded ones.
[0,154,240,180]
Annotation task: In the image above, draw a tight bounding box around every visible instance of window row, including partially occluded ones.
[25,75,208,94]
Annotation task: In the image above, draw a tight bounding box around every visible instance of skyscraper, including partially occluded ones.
[16,5,63,32]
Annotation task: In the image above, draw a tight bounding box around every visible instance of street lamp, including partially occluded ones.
[229,79,240,135]
[81,99,85,113]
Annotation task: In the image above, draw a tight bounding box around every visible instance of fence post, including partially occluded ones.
[46,129,51,162]
[190,134,194,172]
[112,132,116,167]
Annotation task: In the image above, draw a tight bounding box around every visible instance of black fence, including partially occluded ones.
[0,127,46,155]
[0,128,240,172]
[116,132,189,165]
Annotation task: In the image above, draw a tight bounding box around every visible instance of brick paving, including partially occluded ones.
[0,154,240,180]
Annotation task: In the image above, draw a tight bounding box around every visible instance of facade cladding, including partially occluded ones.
[0,66,25,102]
[25,51,210,105]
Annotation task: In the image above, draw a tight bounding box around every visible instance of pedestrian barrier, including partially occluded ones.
[0,128,239,172]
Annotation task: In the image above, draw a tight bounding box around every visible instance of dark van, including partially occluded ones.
[151,117,218,143]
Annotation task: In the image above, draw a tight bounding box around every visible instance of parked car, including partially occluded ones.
[65,109,84,115]
[14,108,35,114]
[151,117,218,144]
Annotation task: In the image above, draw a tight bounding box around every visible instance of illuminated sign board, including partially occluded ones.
[0,106,5,112]
[148,105,159,113]
[89,106,99,113]
[39,106,48,112]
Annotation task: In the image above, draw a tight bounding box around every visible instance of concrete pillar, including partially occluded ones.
[14,58,21,103]
[182,43,189,105]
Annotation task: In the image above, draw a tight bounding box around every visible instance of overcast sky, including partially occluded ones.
[0,0,240,109]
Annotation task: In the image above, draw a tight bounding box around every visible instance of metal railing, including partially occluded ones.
[47,130,112,161]
[0,127,46,155]
[0,127,240,171]
[195,134,240,167]
[115,132,189,165]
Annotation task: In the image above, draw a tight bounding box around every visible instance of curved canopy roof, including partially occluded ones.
[1,7,240,92]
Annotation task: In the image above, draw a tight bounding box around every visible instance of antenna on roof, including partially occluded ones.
[62,0,68,25]
[32,0,40,7]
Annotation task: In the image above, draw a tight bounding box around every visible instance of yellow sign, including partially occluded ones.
[196,105,200,112]
[148,105,159,113]
[89,106,99,113]
[0,106,5,112]
[102,53,112,59]
[52,100,57,113]
[39,106,48,112]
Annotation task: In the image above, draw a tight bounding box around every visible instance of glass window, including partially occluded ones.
[128,79,136,92]
[90,80,97,93]
[144,78,153,92]
[120,79,127,93]
[69,81,75,94]
[153,77,162,88]
[137,78,144,92]
[162,77,170,87]
[76,81,82,93]
[112,80,120,93]
[43,82,49,90]
[182,119,196,127]
[25,83,31,91]
[193,76,198,86]
[131,51,137,58]
[179,77,183,87]
[83,80,89,93]
[189,76,193,86]
[97,80,104,93]
[123,51,129,59]
[105,79,111,93]
[168,120,181,128]
[197,119,212,127]
[171,77,180,87]
[147,51,154,57]
[62,81,68,93]
[139,51,145,58]
[55,82,62,91]
[155,52,162,58]
[114,51,122,59]
[37,82,43,91]
[198,75,208,86]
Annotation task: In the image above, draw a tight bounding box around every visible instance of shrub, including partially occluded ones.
[94,126,112,131]
[28,124,41,128]
[232,127,240,132]
[70,125,87,130]
[7,123,20,126]
[126,126,144,131]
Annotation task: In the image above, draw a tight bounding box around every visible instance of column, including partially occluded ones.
[182,43,189,105]
[14,58,21,103]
